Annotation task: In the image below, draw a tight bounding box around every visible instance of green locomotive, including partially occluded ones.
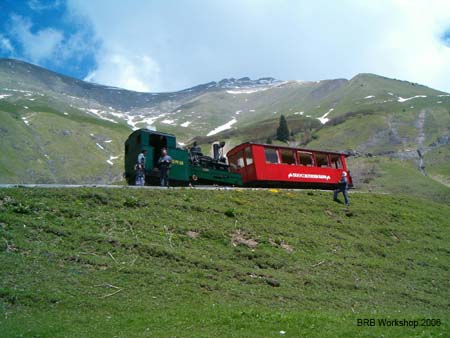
[124,129,242,186]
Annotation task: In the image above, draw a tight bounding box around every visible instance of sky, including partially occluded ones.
[1,0,450,93]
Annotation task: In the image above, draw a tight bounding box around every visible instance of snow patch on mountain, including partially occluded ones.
[3,88,33,94]
[397,95,427,102]
[317,108,334,124]
[180,121,191,127]
[106,155,120,166]
[108,111,165,130]
[87,108,119,124]
[207,118,237,136]
[226,88,269,95]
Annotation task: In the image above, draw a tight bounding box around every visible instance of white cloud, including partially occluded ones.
[352,0,450,93]
[6,14,96,68]
[67,0,450,92]
[0,34,14,54]
[59,31,97,62]
[84,53,161,92]
[28,0,61,11]
[9,15,63,63]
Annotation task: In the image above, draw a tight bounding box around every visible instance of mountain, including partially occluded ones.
[0,58,449,201]
[0,59,285,138]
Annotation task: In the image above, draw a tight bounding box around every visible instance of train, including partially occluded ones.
[124,128,353,189]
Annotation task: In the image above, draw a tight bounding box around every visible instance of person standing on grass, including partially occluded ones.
[157,148,172,187]
[333,171,350,206]
[134,163,145,186]
[135,149,147,186]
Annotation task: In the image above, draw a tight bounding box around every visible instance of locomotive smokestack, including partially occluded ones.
[213,143,220,160]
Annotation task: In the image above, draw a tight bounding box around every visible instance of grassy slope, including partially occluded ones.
[1,188,449,337]
[320,74,446,116]
[0,98,130,184]
[347,157,450,205]
[425,146,450,186]
[302,92,450,203]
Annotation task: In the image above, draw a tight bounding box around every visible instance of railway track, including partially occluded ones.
[0,184,232,190]
[0,183,382,194]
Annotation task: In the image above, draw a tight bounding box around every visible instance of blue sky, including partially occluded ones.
[1,0,450,93]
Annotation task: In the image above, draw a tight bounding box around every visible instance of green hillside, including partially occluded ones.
[0,97,130,183]
[0,188,449,337]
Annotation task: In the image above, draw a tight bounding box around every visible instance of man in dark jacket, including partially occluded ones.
[333,172,349,206]
[157,148,172,187]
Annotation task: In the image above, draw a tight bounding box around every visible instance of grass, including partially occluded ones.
[347,156,450,205]
[424,145,450,183]
[1,187,449,337]
[0,100,130,184]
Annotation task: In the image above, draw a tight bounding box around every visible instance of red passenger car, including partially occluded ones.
[226,143,353,189]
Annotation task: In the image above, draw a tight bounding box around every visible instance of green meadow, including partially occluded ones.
[1,188,449,337]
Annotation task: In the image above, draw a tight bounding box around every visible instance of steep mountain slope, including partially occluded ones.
[0,58,449,195]
[2,58,447,143]
[303,76,450,193]
[0,96,129,183]
[0,59,289,139]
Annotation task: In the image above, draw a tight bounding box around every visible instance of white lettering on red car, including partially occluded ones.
[288,173,331,180]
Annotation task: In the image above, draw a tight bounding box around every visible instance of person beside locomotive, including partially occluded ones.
[333,171,350,206]
[157,148,172,187]
[135,149,147,186]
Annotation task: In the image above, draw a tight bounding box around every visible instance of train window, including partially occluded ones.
[237,152,245,168]
[280,149,295,164]
[264,148,279,164]
[150,134,167,148]
[315,153,330,167]
[228,154,239,171]
[244,147,253,166]
[298,151,313,166]
[330,155,343,169]
[137,134,141,145]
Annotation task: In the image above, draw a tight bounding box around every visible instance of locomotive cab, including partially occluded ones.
[124,129,241,186]
[124,129,189,186]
